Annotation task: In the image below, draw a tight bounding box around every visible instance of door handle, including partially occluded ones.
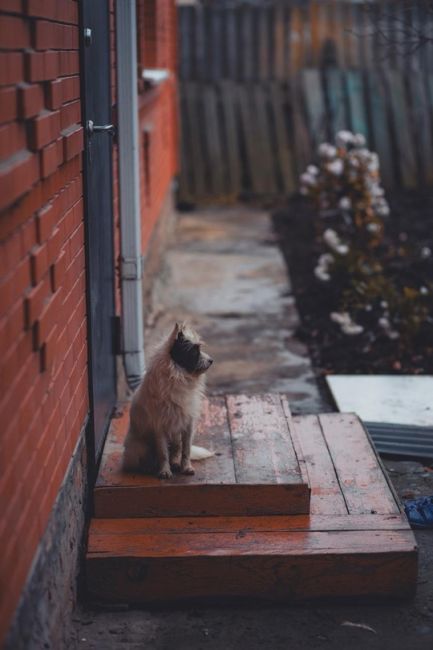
[86,120,116,137]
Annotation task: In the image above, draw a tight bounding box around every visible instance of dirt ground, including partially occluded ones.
[72,207,433,650]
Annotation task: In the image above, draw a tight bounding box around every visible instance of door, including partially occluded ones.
[81,0,117,463]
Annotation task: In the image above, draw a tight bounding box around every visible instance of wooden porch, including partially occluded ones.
[86,394,417,603]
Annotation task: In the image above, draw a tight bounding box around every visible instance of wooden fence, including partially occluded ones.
[178,1,433,203]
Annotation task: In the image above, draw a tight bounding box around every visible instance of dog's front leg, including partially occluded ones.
[181,424,195,475]
[155,435,172,479]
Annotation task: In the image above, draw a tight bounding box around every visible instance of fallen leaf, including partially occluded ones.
[341,621,377,634]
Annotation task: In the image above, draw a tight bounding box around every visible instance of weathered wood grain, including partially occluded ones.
[386,69,417,188]
[226,394,304,485]
[291,415,347,516]
[319,413,400,515]
[269,83,296,193]
[345,70,369,140]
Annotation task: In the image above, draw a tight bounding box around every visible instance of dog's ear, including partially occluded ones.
[170,322,180,339]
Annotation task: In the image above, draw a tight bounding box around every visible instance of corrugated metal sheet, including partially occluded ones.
[366,422,433,460]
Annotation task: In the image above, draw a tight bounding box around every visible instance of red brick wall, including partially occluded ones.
[0,1,87,643]
[137,0,178,252]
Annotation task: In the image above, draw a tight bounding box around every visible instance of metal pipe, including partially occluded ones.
[115,0,146,388]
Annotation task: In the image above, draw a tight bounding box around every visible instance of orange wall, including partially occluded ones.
[137,0,178,252]
[0,1,87,642]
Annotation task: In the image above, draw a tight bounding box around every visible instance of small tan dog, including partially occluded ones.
[122,322,213,479]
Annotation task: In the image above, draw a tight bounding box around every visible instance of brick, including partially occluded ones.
[33,20,75,51]
[18,83,44,119]
[0,52,24,87]
[30,243,49,285]
[0,151,39,213]
[47,226,62,263]
[62,75,80,104]
[25,50,59,83]
[62,125,83,161]
[0,87,17,125]
[45,78,63,110]
[40,139,61,179]
[60,99,80,130]
[40,323,57,372]
[50,249,66,291]
[25,0,56,19]
[36,201,55,242]
[28,110,60,150]
[24,276,49,327]
[35,287,62,345]
[0,15,30,49]
[0,122,26,160]
[59,50,78,77]
[1,0,23,12]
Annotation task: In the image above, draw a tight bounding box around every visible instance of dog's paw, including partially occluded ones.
[181,464,195,476]
[158,468,173,480]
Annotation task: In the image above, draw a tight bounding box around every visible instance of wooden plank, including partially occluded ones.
[301,68,327,150]
[345,70,369,140]
[220,81,241,197]
[269,82,296,193]
[341,1,356,68]
[87,529,417,602]
[325,68,347,139]
[251,84,278,194]
[202,85,225,197]
[408,70,433,185]
[319,413,401,515]
[289,6,303,74]
[258,5,269,82]
[225,6,238,81]
[386,70,417,188]
[184,83,206,199]
[237,84,264,193]
[90,512,411,536]
[366,70,394,188]
[290,77,312,176]
[226,394,305,485]
[95,395,310,518]
[241,4,254,81]
[274,3,285,81]
[210,5,222,83]
[291,415,347,516]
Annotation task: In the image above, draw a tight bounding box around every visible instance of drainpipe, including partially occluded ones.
[115,1,146,388]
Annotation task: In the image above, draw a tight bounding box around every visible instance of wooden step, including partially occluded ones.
[94,394,311,518]
[87,406,418,603]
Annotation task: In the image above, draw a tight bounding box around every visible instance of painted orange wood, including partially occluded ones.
[226,394,304,484]
[94,395,310,518]
[89,512,411,536]
[87,394,418,603]
[291,415,348,515]
[319,413,401,515]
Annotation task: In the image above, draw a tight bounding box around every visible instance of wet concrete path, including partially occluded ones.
[145,205,329,413]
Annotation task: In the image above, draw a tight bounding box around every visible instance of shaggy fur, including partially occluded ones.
[122,322,213,479]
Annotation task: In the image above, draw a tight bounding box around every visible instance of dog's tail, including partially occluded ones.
[191,445,215,460]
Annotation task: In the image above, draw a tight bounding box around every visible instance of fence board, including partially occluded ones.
[366,71,394,189]
[185,83,206,199]
[325,68,347,138]
[203,85,225,197]
[345,70,369,140]
[386,70,417,189]
[220,81,242,197]
[238,84,265,193]
[408,71,433,185]
[269,83,296,193]
[253,84,278,194]
[302,69,327,149]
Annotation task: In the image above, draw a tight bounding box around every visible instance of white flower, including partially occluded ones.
[378,317,390,329]
[367,153,379,172]
[336,130,354,147]
[323,229,348,255]
[375,199,390,217]
[341,322,364,335]
[318,143,337,159]
[420,286,429,295]
[353,133,366,147]
[380,301,388,309]
[367,222,380,233]
[314,267,331,282]
[331,311,363,335]
[307,165,319,176]
[318,253,334,266]
[300,186,308,195]
[330,311,351,325]
[339,197,352,210]
[421,246,431,258]
[300,172,317,187]
[371,184,385,198]
[327,159,344,175]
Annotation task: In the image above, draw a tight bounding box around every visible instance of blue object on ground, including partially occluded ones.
[404,496,433,529]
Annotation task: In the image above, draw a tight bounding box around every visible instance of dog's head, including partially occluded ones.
[169,323,213,375]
